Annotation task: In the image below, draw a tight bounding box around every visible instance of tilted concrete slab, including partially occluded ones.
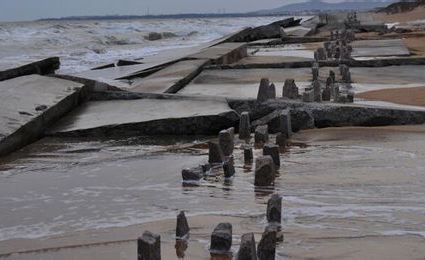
[48,98,239,137]
[351,39,410,57]
[0,75,85,156]
[0,57,60,81]
[127,59,210,93]
[187,42,247,65]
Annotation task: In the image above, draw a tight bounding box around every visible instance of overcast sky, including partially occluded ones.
[0,0,350,22]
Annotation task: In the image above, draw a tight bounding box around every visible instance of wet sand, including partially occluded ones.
[373,6,425,24]
[357,86,425,107]
[1,126,425,259]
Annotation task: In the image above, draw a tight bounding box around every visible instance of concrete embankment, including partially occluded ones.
[0,75,86,156]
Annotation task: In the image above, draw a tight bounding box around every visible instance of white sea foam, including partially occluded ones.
[0,16,295,73]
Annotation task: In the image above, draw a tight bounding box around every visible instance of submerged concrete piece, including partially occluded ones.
[267,194,282,224]
[263,144,280,168]
[0,75,85,157]
[48,98,239,136]
[130,59,210,93]
[138,231,161,260]
[219,128,235,156]
[176,211,190,239]
[209,141,225,164]
[182,167,204,182]
[351,39,410,58]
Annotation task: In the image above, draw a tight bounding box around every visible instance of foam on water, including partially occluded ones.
[0,16,293,73]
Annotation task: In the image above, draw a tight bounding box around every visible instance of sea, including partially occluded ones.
[0,16,291,74]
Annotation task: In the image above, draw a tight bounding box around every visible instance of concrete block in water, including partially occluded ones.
[311,66,319,81]
[267,194,282,224]
[176,211,190,239]
[322,86,331,101]
[257,227,276,260]
[138,231,161,260]
[210,223,233,254]
[182,167,203,181]
[313,80,322,102]
[237,233,257,260]
[302,90,314,102]
[329,70,335,83]
[317,48,326,60]
[255,125,269,145]
[268,83,276,100]
[282,79,298,99]
[255,156,275,186]
[263,144,280,168]
[278,110,292,138]
[244,145,254,164]
[223,157,235,178]
[239,112,251,140]
[219,128,234,156]
[275,132,287,147]
[209,141,225,164]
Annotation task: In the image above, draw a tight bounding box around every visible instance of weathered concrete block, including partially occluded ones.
[244,145,254,164]
[282,79,298,99]
[255,125,269,145]
[239,112,251,140]
[278,110,292,138]
[237,233,257,260]
[275,132,287,147]
[312,66,319,81]
[176,211,190,239]
[182,167,203,182]
[223,157,235,178]
[317,48,326,60]
[210,223,233,254]
[209,141,225,164]
[267,194,282,224]
[268,83,276,100]
[322,86,331,101]
[313,80,322,102]
[257,78,271,102]
[265,224,283,243]
[138,231,161,260]
[219,128,234,156]
[255,156,275,186]
[257,227,276,260]
[302,90,314,103]
[329,70,335,83]
[263,144,280,168]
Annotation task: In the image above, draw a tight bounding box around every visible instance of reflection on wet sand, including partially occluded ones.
[0,126,425,259]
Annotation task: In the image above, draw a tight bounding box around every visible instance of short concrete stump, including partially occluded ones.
[257,78,275,102]
[244,145,254,164]
[237,233,257,260]
[219,128,235,157]
[223,157,236,178]
[254,156,275,186]
[176,211,190,239]
[278,110,292,138]
[239,112,251,140]
[263,144,280,168]
[210,223,233,255]
[282,79,298,99]
[275,132,287,147]
[255,125,269,145]
[302,90,314,102]
[257,227,276,260]
[138,231,161,260]
[209,141,225,164]
[267,194,282,224]
[313,80,322,102]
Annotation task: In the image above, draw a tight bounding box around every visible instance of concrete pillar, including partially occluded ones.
[244,145,254,164]
[275,132,287,147]
[237,233,257,260]
[239,112,251,140]
[176,211,190,239]
[282,79,298,99]
[138,231,161,260]
[278,110,292,138]
[209,141,225,164]
[210,223,233,254]
[254,156,275,186]
[223,157,235,178]
[313,80,322,102]
[257,78,275,102]
[219,128,234,157]
[322,86,331,101]
[267,194,282,224]
[302,90,314,102]
[263,144,280,168]
[257,227,276,260]
[255,125,269,145]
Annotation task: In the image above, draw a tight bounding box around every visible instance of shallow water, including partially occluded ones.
[0,126,425,258]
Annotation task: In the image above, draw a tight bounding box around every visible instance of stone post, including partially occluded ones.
[138,231,161,260]
[263,144,280,168]
[219,128,234,157]
[237,233,257,260]
[255,125,269,145]
[254,156,275,186]
[209,141,225,164]
[239,112,251,140]
[176,211,190,239]
[257,227,276,260]
[210,223,233,255]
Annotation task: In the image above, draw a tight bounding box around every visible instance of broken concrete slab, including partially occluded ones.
[47,97,239,137]
[187,42,248,65]
[0,57,60,81]
[351,39,410,57]
[0,75,86,157]
[129,59,209,93]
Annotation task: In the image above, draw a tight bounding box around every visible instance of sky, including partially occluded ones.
[0,0,350,22]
